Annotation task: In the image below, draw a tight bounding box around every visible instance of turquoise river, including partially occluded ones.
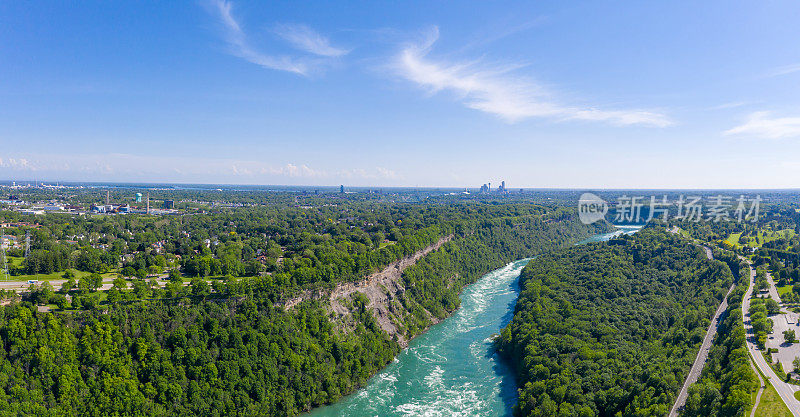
[307,227,638,417]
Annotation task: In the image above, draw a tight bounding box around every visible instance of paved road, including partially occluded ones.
[669,245,734,417]
[766,269,784,304]
[740,256,800,416]
[0,274,174,293]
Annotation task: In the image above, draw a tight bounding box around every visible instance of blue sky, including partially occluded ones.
[1,0,800,188]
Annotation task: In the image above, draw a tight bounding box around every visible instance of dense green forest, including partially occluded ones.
[0,201,606,416]
[681,252,758,417]
[499,228,738,417]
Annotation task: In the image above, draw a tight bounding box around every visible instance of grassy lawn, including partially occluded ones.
[3,256,121,282]
[726,229,796,250]
[749,349,793,417]
[757,229,795,246]
[6,256,24,268]
[1,267,117,283]
[778,285,794,297]
[725,232,742,248]
[755,380,793,417]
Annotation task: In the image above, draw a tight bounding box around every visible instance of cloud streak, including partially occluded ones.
[765,63,800,78]
[393,27,671,127]
[210,1,344,75]
[724,111,800,139]
[275,24,349,57]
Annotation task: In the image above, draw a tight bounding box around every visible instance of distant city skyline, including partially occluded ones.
[2,1,800,188]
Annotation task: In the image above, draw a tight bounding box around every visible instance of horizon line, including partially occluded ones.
[1,179,799,192]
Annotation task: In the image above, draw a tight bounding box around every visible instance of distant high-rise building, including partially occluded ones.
[488,182,491,192]
[340,185,345,193]
[498,181,508,193]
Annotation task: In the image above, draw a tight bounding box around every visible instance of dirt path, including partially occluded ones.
[750,358,766,417]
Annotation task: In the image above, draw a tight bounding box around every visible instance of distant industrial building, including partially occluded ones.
[163,200,174,209]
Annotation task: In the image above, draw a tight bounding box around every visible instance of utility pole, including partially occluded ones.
[1,227,8,281]
[24,230,30,258]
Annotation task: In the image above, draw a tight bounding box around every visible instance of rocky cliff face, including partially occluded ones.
[284,235,454,346]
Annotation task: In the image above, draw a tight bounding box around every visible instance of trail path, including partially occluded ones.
[749,358,766,417]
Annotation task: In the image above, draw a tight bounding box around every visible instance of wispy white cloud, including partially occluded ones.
[708,101,750,111]
[724,111,800,139]
[338,167,400,180]
[393,27,672,127]
[265,163,324,178]
[210,0,329,75]
[0,157,32,169]
[275,23,349,57]
[765,63,800,78]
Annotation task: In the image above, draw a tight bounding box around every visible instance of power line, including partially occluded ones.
[25,230,30,258]
[1,227,8,281]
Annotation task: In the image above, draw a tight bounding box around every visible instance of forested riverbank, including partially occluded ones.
[499,228,741,416]
[0,204,607,416]
[681,251,757,416]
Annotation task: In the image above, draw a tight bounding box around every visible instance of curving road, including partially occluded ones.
[669,245,734,417]
[740,256,800,416]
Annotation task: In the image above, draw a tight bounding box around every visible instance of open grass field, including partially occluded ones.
[1,256,118,282]
[725,228,796,250]
[778,285,794,297]
[725,232,742,247]
[748,348,793,417]
[755,380,793,417]
[3,270,117,283]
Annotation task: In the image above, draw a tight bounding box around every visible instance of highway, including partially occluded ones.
[740,256,800,416]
